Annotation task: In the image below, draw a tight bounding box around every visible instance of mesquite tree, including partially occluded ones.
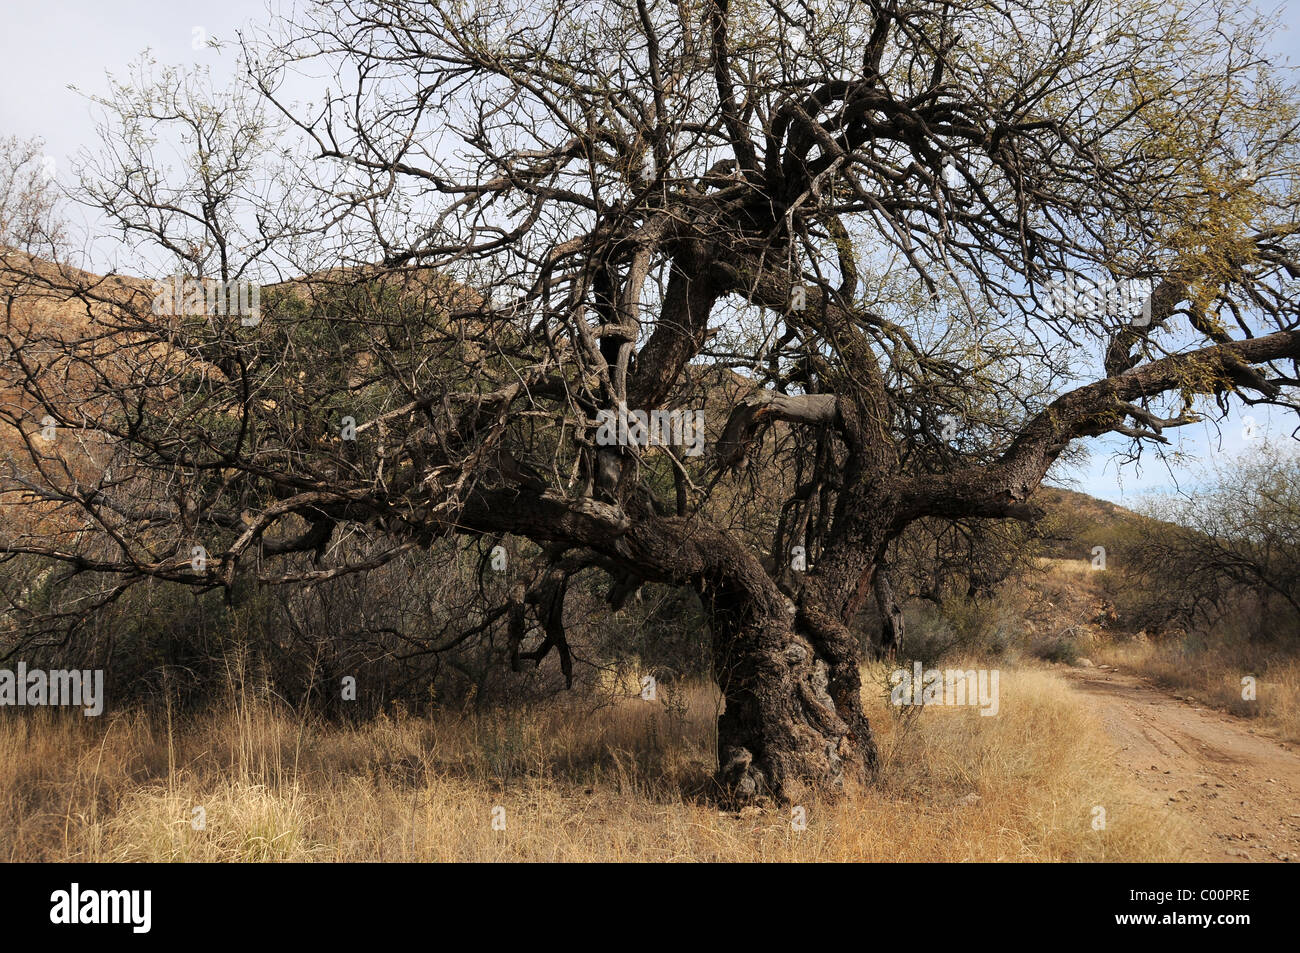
[3,0,1299,804]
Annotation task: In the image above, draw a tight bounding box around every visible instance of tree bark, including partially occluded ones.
[872,565,905,660]
[709,592,879,805]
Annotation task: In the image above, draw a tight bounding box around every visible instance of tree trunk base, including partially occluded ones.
[714,614,877,806]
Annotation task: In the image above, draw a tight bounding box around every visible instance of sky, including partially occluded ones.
[0,0,1297,507]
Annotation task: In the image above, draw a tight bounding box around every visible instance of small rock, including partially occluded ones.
[1075,657,1095,668]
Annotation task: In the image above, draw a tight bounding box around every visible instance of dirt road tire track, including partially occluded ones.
[1063,665,1300,862]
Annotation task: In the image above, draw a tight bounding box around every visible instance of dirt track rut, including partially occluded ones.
[1064,666,1300,862]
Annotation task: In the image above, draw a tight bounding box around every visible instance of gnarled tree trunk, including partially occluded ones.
[703,566,878,805]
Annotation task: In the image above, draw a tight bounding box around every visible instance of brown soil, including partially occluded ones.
[1065,665,1300,862]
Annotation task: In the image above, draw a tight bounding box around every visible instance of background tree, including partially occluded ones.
[1124,445,1300,633]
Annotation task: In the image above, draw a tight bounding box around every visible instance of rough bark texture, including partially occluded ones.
[710,590,879,805]
[872,567,906,659]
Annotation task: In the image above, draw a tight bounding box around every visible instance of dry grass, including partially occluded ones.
[1037,556,1100,578]
[1097,640,1300,744]
[0,663,1191,861]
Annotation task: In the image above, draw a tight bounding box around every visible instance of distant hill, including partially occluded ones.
[1032,486,1154,561]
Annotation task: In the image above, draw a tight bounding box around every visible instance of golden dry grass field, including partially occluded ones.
[0,661,1191,862]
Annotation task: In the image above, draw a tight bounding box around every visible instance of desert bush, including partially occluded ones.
[1028,632,1081,665]
[0,534,716,719]
[900,596,1022,664]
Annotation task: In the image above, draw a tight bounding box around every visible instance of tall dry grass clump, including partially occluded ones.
[0,662,1190,861]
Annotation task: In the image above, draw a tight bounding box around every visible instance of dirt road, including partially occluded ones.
[1064,665,1300,861]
